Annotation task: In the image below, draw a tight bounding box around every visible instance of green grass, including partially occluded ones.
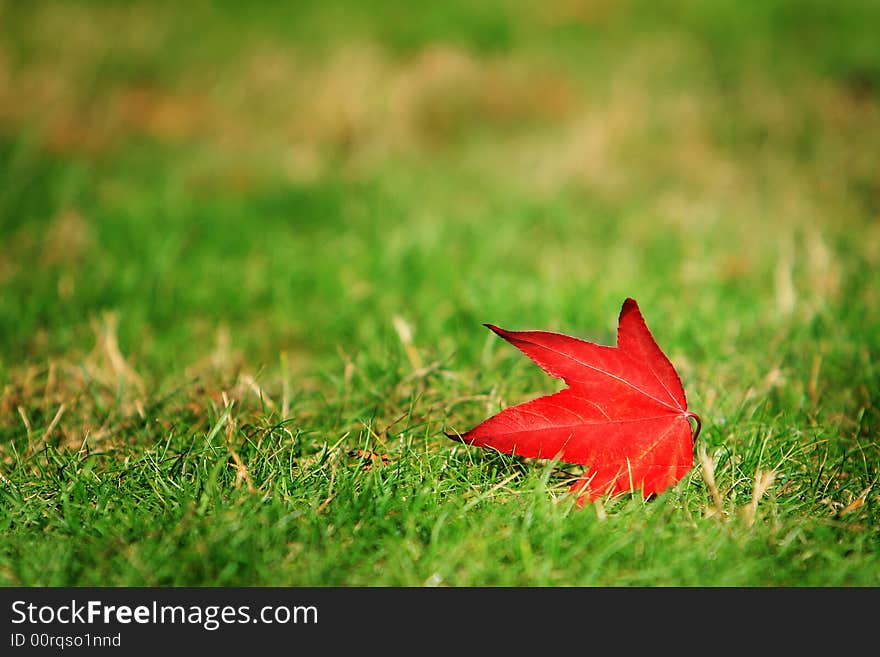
[0,0,878,586]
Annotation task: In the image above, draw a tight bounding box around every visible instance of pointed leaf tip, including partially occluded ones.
[619,297,640,319]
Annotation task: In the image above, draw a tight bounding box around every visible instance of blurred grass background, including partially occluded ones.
[0,0,878,585]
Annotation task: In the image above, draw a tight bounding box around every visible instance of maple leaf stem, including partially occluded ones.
[685,411,702,442]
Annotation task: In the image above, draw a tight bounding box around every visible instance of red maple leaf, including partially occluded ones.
[450,298,701,505]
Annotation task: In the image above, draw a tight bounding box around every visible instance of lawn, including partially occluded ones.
[0,0,878,586]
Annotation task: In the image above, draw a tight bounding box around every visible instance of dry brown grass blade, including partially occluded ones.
[743,469,777,527]
[238,374,275,409]
[698,444,725,519]
[89,312,144,393]
[226,418,255,494]
[29,403,66,455]
[392,315,423,371]
[839,486,872,516]
[16,406,33,448]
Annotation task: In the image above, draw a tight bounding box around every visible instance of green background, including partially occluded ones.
[0,0,877,585]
